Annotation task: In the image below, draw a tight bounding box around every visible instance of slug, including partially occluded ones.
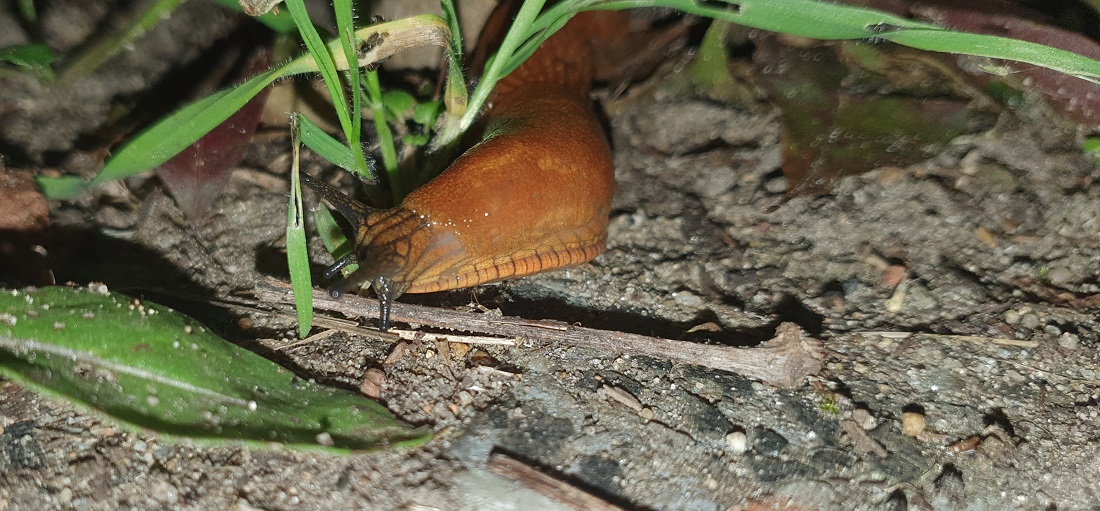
[302,11,624,330]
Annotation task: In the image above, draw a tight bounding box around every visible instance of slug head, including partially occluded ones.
[300,173,403,330]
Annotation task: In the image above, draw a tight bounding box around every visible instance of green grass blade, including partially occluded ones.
[314,200,352,267]
[0,43,55,73]
[598,0,1100,81]
[363,70,401,201]
[287,119,313,338]
[36,67,284,199]
[592,0,935,39]
[296,113,359,173]
[0,286,429,451]
[332,0,363,151]
[36,55,320,200]
[451,0,545,139]
[439,0,468,118]
[877,28,1100,83]
[313,202,357,276]
[90,67,280,183]
[34,175,87,200]
[285,0,372,180]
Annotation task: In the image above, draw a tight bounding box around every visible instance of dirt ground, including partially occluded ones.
[2,1,1100,510]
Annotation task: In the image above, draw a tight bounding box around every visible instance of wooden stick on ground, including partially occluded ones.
[486,453,628,511]
[254,278,825,388]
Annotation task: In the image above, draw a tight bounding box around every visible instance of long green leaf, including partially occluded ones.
[285,0,372,179]
[0,286,428,451]
[92,69,281,185]
[296,113,358,172]
[877,28,1100,82]
[37,16,450,200]
[288,119,313,338]
[36,67,284,199]
[446,0,1100,148]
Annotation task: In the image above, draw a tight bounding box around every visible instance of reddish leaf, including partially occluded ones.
[853,0,1100,129]
[913,5,1100,128]
[157,49,272,221]
[753,36,991,191]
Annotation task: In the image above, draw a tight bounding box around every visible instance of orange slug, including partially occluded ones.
[302,11,625,330]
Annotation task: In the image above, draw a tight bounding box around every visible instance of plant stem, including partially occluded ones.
[363,69,401,202]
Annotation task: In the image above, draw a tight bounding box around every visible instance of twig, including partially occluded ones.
[254,278,825,388]
[387,328,517,346]
[858,331,1039,348]
[486,453,628,511]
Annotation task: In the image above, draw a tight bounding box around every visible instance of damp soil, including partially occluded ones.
[2,2,1100,510]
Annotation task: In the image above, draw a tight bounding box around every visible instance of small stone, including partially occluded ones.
[725,431,748,455]
[1045,265,1074,286]
[882,265,908,288]
[764,175,788,194]
[852,408,877,430]
[672,291,704,308]
[1020,313,1040,330]
[151,480,179,505]
[1057,332,1080,350]
[639,407,656,421]
[901,412,926,437]
[359,368,385,399]
[1003,310,1021,325]
[979,434,1006,456]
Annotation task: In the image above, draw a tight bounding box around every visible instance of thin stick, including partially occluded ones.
[858,331,1039,349]
[254,278,825,388]
[486,453,628,511]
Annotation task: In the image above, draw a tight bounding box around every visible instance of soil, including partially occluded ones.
[2,1,1099,510]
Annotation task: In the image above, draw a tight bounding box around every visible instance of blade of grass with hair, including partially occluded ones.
[288,116,313,337]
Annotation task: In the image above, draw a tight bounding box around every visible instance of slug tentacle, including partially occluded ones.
[298,172,377,243]
[323,253,357,280]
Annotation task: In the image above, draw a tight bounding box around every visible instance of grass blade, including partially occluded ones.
[296,113,359,173]
[288,118,313,338]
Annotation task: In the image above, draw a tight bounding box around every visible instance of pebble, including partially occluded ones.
[901,412,926,437]
[1045,265,1074,286]
[725,431,748,455]
[151,480,179,505]
[1057,332,1080,350]
[1020,313,1040,330]
[852,408,877,430]
[672,291,703,308]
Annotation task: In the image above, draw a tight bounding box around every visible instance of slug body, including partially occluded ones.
[305,12,618,329]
